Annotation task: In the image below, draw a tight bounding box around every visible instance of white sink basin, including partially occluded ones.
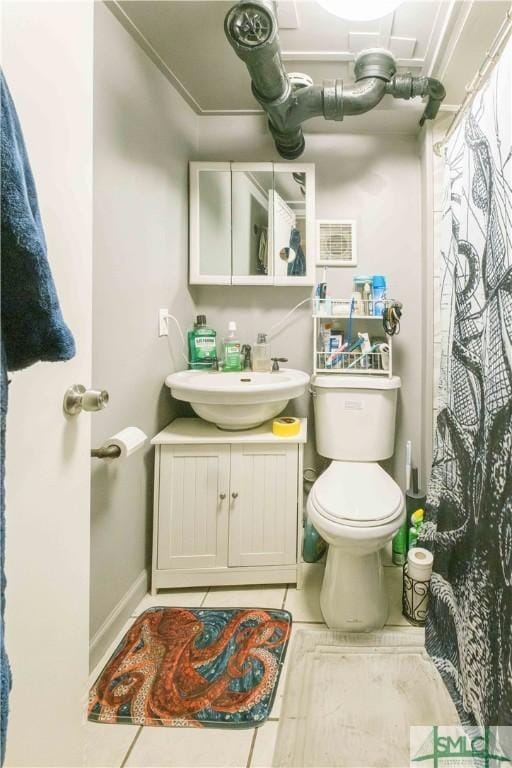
[165,368,310,430]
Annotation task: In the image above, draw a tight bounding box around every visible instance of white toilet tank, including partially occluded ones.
[312,375,401,461]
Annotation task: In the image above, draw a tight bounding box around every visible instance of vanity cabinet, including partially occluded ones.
[189,162,316,286]
[151,418,306,593]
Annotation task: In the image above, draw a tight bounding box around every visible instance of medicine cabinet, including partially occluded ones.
[189,162,316,286]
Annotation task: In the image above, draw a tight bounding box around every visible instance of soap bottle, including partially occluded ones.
[188,315,217,370]
[253,333,271,372]
[222,321,242,372]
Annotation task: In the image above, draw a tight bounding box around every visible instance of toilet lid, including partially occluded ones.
[310,462,403,527]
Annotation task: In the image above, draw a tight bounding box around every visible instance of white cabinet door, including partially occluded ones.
[229,444,298,567]
[157,445,230,570]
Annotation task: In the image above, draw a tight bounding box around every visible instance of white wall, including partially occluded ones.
[3,2,94,765]
[196,117,423,483]
[90,3,198,665]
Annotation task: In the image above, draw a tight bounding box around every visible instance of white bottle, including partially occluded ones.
[252,333,271,372]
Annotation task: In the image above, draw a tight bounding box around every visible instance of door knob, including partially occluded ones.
[63,384,109,415]
[219,493,227,500]
[231,492,239,499]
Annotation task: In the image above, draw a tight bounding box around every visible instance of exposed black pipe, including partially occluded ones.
[224,0,446,158]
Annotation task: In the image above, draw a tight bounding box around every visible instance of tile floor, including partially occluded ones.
[86,563,416,768]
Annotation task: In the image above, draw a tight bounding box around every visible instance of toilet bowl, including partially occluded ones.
[308,460,405,631]
[309,373,403,631]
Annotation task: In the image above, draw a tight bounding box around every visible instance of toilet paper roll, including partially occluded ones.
[102,427,147,459]
[407,547,433,582]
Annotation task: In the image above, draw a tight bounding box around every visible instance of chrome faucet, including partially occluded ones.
[271,357,288,372]
[241,344,252,370]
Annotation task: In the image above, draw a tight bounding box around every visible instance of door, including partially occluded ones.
[157,445,230,570]
[3,2,94,766]
[228,445,298,567]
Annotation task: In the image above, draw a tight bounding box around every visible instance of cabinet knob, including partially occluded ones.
[219,493,226,500]
[231,492,239,499]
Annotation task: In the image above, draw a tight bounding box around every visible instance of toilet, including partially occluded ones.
[308,374,405,632]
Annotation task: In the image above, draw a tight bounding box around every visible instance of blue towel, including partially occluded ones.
[0,72,75,765]
[287,227,306,277]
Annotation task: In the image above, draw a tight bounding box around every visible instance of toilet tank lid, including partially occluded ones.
[311,375,401,390]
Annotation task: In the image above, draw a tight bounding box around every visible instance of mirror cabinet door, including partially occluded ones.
[190,163,231,284]
[190,162,315,286]
[272,166,312,284]
[231,163,274,284]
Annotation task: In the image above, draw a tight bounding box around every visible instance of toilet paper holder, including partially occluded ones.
[402,563,430,626]
[91,445,121,459]
[91,426,148,460]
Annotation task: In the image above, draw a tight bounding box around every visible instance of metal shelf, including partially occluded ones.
[313,297,393,319]
[313,297,394,377]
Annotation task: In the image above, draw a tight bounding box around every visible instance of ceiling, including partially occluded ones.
[109,0,509,130]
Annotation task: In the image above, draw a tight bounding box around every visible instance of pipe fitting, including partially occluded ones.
[386,74,446,126]
[322,80,344,121]
[268,122,305,160]
[354,49,396,82]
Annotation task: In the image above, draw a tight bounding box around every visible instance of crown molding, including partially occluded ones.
[105,0,204,114]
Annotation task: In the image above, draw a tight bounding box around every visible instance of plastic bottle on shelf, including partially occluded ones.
[372,275,387,317]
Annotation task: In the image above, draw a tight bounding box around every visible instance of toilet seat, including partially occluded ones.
[309,461,403,528]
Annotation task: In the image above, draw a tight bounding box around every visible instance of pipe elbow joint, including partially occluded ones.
[386,74,446,126]
[418,78,446,125]
[339,77,388,118]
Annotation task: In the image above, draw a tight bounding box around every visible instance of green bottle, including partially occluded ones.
[222,321,242,372]
[188,315,217,370]
[393,468,426,564]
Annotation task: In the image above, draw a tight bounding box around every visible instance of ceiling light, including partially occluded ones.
[316,0,402,21]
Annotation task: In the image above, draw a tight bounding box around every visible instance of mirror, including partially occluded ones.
[232,166,273,279]
[272,170,307,279]
[197,167,231,277]
[189,162,314,285]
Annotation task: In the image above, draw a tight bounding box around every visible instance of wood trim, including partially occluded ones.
[152,564,298,591]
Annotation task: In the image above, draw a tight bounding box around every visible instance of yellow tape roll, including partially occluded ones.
[272,417,300,437]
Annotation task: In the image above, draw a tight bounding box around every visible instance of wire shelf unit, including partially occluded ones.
[313,298,396,377]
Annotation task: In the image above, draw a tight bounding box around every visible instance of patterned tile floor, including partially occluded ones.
[86,563,419,768]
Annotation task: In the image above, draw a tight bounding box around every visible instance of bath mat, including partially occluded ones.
[88,606,291,728]
[274,627,460,767]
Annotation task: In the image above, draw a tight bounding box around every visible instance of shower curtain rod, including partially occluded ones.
[433,4,512,157]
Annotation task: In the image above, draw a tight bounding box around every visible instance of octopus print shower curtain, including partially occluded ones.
[422,35,512,726]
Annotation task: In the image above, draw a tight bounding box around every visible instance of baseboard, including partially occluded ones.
[89,568,148,672]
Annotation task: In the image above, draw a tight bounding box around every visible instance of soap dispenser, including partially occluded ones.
[252,333,271,372]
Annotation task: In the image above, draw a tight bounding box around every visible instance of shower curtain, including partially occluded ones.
[422,35,512,726]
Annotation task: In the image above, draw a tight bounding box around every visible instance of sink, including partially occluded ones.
[165,368,310,430]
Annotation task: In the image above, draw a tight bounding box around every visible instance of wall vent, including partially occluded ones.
[316,219,357,267]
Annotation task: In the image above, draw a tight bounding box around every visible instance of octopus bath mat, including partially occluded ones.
[88,606,291,728]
